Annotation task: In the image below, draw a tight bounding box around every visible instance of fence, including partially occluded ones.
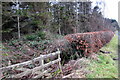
[0,49,62,78]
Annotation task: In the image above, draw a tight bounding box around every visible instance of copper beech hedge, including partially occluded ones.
[47,30,114,58]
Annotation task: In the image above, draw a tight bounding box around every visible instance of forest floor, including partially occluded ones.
[0,32,118,78]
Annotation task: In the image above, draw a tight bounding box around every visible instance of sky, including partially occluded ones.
[90,0,119,21]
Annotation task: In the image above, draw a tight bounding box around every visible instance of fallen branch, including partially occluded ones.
[12,69,32,78]
[99,50,112,54]
[62,73,74,78]
[16,68,30,71]
[33,68,52,78]
[113,58,118,60]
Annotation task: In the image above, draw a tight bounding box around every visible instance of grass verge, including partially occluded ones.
[86,33,118,78]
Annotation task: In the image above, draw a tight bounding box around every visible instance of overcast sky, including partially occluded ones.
[90,0,119,21]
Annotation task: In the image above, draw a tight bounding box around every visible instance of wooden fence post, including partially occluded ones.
[40,55,44,78]
[39,55,44,72]
[57,48,63,77]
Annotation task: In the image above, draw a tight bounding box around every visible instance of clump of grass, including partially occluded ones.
[86,32,118,78]
[86,53,118,78]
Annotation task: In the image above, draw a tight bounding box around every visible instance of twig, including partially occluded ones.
[12,69,32,78]
[33,68,52,78]
[16,68,30,71]
[62,73,74,78]
[99,50,112,54]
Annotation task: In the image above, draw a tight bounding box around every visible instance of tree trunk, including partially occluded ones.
[17,0,20,39]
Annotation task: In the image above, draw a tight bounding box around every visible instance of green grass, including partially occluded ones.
[86,33,118,78]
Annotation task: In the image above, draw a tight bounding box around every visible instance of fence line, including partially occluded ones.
[0,50,60,71]
[1,49,62,78]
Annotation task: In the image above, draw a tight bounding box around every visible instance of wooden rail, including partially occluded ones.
[1,49,62,78]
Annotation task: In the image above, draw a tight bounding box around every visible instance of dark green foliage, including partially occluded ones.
[2,2,119,41]
[8,40,18,46]
[25,34,37,41]
[37,31,46,39]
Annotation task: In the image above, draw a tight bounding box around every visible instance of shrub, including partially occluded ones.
[47,30,115,61]
[37,31,46,39]
[25,34,37,40]
[64,30,114,57]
